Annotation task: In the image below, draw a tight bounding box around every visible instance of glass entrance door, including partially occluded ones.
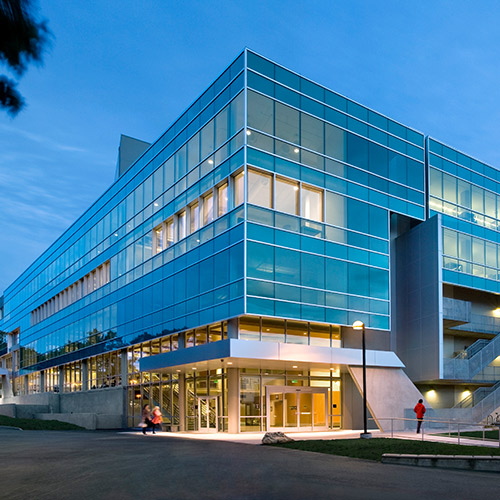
[313,392,327,427]
[198,396,218,432]
[299,392,312,427]
[284,393,298,428]
[266,386,329,431]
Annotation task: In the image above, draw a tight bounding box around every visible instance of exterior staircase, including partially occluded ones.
[428,381,500,424]
[443,333,500,380]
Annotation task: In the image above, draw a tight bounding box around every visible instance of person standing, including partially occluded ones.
[414,399,426,433]
[151,406,163,434]
[141,404,152,435]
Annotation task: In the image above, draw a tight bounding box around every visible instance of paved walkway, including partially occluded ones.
[121,428,368,444]
[122,427,500,448]
[1,428,499,500]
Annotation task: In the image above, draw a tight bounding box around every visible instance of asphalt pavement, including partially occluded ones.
[0,428,497,500]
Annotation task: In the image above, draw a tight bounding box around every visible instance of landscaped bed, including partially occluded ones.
[0,415,84,431]
[273,438,500,462]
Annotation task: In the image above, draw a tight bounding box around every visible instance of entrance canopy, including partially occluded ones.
[139,339,404,374]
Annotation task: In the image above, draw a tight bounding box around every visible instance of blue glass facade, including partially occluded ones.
[1,53,246,372]
[429,137,500,292]
[1,49,499,430]
[244,51,425,331]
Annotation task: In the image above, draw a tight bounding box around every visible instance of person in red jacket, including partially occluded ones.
[414,399,426,433]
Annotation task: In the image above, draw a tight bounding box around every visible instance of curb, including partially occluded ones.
[382,453,500,472]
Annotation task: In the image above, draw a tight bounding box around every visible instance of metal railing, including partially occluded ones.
[453,381,500,409]
[371,416,500,447]
[466,339,490,358]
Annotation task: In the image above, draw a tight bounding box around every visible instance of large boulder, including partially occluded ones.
[262,431,294,445]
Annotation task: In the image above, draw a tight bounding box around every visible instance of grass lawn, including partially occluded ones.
[0,415,84,431]
[273,438,500,462]
[435,429,499,440]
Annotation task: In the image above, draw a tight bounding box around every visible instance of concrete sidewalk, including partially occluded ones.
[122,427,500,448]
[120,428,379,444]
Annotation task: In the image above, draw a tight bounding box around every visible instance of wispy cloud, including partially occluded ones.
[0,123,88,154]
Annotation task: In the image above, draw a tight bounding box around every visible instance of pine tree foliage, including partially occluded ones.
[0,0,51,115]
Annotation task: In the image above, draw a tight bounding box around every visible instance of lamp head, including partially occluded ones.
[352,320,365,330]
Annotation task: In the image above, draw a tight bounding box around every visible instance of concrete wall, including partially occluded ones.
[418,383,480,409]
[59,387,126,417]
[35,412,123,430]
[395,215,443,382]
[0,403,16,417]
[348,366,427,431]
[1,386,127,429]
[2,392,60,412]
[341,372,376,431]
[117,135,150,177]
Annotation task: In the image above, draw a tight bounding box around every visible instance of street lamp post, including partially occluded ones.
[353,320,371,439]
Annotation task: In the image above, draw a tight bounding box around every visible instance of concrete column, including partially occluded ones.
[40,371,45,393]
[82,360,89,391]
[24,375,29,395]
[58,366,64,393]
[227,318,238,339]
[178,332,186,349]
[1,375,13,399]
[178,374,186,431]
[120,350,128,386]
[227,368,240,433]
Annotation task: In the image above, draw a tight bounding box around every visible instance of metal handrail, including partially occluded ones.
[453,380,500,409]
[371,416,500,447]
[466,339,490,358]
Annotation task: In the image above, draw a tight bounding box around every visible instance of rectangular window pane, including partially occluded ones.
[275,177,299,215]
[301,113,324,153]
[472,186,484,214]
[209,323,223,342]
[442,173,457,205]
[178,212,186,240]
[261,318,285,343]
[443,229,457,258]
[247,91,274,135]
[458,233,471,261]
[201,120,214,159]
[286,320,308,345]
[234,172,244,206]
[473,238,485,265]
[166,220,174,246]
[301,185,323,222]
[203,192,214,225]
[429,168,442,198]
[486,241,497,268]
[190,203,199,233]
[239,316,260,341]
[218,183,228,216]
[309,323,331,347]
[275,102,299,144]
[154,226,163,254]
[248,169,272,208]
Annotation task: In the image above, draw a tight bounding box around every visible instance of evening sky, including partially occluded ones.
[1,0,499,294]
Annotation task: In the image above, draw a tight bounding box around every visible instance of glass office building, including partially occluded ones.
[1,49,499,432]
